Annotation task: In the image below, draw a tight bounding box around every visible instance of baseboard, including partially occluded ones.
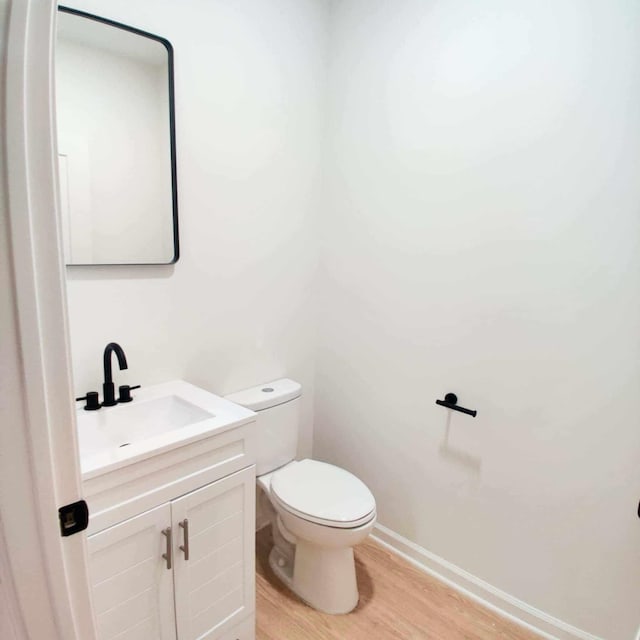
[371,524,603,640]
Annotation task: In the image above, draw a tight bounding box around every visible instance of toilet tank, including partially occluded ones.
[225,379,301,475]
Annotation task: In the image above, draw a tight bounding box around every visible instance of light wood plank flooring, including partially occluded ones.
[256,527,542,640]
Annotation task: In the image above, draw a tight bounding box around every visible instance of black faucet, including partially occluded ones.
[102,342,128,407]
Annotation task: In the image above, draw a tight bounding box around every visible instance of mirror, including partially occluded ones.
[55,7,179,265]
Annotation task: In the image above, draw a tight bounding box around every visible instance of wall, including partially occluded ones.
[316,1,640,638]
[63,0,327,457]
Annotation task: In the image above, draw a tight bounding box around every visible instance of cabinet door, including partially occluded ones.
[172,466,255,640]
[87,503,177,640]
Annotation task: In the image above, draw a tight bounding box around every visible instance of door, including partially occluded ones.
[87,503,176,640]
[173,467,255,640]
[3,1,98,638]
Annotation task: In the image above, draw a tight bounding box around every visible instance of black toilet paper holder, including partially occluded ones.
[435,393,477,418]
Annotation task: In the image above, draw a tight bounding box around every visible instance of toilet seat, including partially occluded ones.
[270,459,376,529]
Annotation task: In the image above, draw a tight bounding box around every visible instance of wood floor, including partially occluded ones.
[256,527,542,640]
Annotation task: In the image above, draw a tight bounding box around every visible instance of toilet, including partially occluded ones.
[225,379,376,614]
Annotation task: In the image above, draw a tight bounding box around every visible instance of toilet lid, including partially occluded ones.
[270,459,376,528]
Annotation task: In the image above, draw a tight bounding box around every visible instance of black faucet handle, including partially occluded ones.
[75,391,101,411]
[118,384,141,403]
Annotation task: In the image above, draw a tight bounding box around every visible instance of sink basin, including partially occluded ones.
[76,380,255,478]
[77,395,214,456]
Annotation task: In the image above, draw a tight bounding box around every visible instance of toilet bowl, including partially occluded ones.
[225,380,377,614]
[259,459,376,613]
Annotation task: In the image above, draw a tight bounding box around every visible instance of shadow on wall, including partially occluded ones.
[438,412,482,477]
[66,264,175,281]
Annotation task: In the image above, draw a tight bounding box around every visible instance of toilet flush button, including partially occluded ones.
[262,387,274,393]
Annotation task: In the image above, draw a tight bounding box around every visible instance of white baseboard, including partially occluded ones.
[371,523,603,640]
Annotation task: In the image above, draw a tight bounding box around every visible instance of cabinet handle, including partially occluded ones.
[179,518,190,561]
[161,527,172,570]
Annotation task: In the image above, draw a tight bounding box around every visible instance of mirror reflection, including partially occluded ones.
[55,7,179,265]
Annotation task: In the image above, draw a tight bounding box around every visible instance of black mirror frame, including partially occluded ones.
[58,5,180,266]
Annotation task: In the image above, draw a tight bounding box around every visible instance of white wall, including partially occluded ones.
[316,1,640,638]
[63,0,327,458]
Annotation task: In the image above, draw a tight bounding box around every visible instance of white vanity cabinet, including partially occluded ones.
[83,421,257,640]
[172,468,254,640]
[88,502,176,640]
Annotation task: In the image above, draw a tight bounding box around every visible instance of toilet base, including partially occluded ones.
[269,541,359,614]
[268,546,294,585]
